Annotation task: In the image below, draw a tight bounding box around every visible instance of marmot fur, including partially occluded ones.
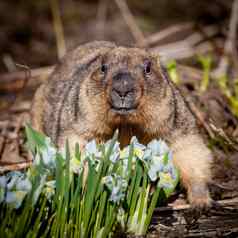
[31,41,212,208]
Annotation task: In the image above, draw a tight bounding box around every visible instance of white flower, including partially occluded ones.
[102,175,113,186]
[142,148,152,160]
[1,172,33,208]
[110,150,120,163]
[120,146,130,159]
[31,136,57,167]
[5,191,28,209]
[120,137,145,160]
[147,139,161,155]
[16,177,32,192]
[43,180,56,200]
[147,139,169,156]
[41,138,57,166]
[157,139,170,155]
[0,176,7,187]
[105,140,120,163]
[147,155,164,181]
[163,162,178,181]
[70,157,84,174]
[131,137,146,149]
[131,137,146,159]
[6,171,23,190]
[157,172,174,189]
[0,172,32,207]
[102,174,127,204]
[85,140,102,158]
[142,139,177,184]
[41,147,56,165]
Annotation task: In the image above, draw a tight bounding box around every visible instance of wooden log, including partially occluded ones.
[0,66,54,93]
[153,198,238,237]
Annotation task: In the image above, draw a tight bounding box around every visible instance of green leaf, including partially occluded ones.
[1,126,180,237]
[25,124,47,153]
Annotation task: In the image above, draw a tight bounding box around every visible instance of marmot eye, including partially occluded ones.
[101,64,108,74]
[144,61,151,74]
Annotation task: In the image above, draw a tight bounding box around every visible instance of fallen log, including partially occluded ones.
[0,66,54,93]
[153,198,238,237]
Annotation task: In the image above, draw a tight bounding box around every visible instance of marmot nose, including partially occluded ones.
[112,72,134,98]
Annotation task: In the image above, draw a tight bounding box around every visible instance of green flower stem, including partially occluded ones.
[198,55,212,92]
[143,187,161,233]
[0,126,179,237]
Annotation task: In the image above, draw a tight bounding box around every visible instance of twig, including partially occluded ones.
[226,0,238,65]
[146,22,194,46]
[209,123,238,150]
[2,54,16,72]
[9,101,31,113]
[187,99,215,139]
[152,40,195,62]
[0,161,32,174]
[50,0,66,59]
[0,66,54,93]
[212,0,238,77]
[176,64,203,83]
[155,197,238,212]
[185,25,218,46]
[96,0,108,39]
[151,25,219,62]
[15,63,31,94]
[114,0,146,46]
[0,63,31,111]
[151,41,214,63]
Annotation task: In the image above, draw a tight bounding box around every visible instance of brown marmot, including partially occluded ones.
[31,41,212,208]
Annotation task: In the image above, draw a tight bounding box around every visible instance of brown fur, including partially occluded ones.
[31,41,212,208]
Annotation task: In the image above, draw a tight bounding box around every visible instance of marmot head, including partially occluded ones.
[78,42,169,127]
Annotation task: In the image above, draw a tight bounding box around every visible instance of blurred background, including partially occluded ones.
[0,1,238,223]
[0,0,236,71]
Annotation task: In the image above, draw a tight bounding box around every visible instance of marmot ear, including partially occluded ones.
[52,41,116,81]
[71,41,116,64]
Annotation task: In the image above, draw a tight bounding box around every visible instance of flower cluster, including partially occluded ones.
[0,126,180,237]
[144,139,178,189]
[102,174,127,204]
[33,137,57,168]
[0,128,178,209]
[119,137,178,189]
[0,171,31,208]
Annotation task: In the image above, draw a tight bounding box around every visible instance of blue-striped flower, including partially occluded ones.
[1,172,32,208]
[102,174,127,204]
[105,139,120,163]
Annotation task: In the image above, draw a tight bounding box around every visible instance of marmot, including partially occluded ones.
[31,41,212,208]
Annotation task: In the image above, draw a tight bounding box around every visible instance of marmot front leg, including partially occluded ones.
[170,133,212,208]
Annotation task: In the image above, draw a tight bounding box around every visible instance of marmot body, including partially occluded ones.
[31,41,212,208]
